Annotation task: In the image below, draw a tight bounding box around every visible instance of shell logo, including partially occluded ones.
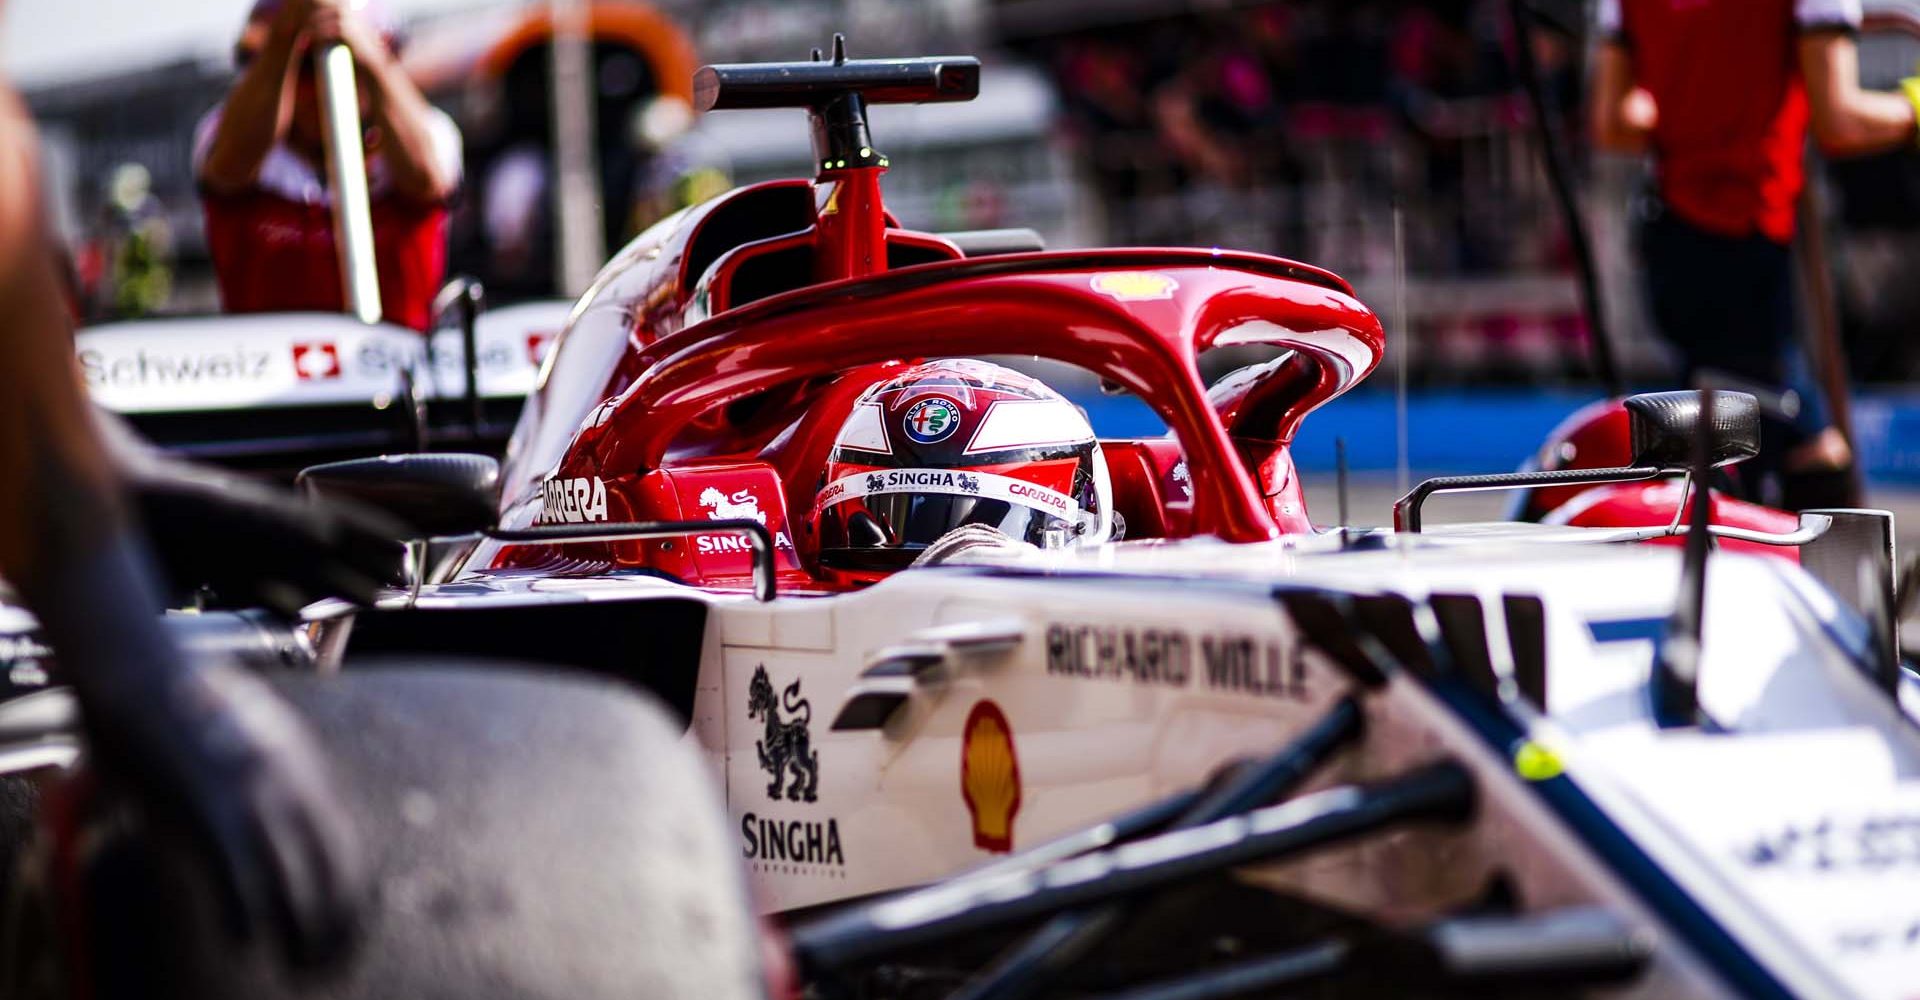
[1090,271,1178,302]
[960,700,1022,853]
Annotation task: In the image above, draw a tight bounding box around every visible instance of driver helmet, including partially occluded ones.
[810,359,1114,573]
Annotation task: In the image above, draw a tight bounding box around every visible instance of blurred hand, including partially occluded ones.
[267,0,317,40]
[98,411,405,614]
[304,0,390,66]
[130,466,405,613]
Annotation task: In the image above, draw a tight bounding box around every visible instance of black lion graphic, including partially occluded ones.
[748,665,819,802]
[957,473,981,494]
[865,473,885,493]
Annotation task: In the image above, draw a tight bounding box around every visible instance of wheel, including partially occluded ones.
[2,661,765,1000]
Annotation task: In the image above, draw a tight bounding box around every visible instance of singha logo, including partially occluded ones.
[748,665,819,802]
[699,487,767,524]
[865,473,885,493]
[957,473,981,494]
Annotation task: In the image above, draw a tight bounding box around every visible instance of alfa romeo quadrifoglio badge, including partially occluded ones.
[903,397,962,444]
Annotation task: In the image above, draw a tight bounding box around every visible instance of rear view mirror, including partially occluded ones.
[1623,390,1760,472]
[1396,389,1761,532]
[297,453,500,538]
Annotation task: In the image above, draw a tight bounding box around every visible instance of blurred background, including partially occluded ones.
[12,0,1920,495]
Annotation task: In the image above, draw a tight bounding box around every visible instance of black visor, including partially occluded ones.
[819,493,1076,570]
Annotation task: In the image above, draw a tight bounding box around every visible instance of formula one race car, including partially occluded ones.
[6,44,1917,1000]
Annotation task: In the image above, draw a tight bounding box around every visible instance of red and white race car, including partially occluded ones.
[6,44,1915,1000]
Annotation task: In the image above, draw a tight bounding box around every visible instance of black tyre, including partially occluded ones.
[3,662,764,1000]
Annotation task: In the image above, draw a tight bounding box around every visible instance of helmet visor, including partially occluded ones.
[879,493,1070,547]
[821,494,1076,570]
[815,465,1095,569]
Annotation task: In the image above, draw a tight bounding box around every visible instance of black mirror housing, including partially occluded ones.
[297,453,500,539]
[1397,390,1759,532]
[1624,391,1760,472]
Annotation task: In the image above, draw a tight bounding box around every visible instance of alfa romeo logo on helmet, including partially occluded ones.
[903,397,962,444]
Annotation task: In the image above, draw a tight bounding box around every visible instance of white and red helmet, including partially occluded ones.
[809,360,1113,572]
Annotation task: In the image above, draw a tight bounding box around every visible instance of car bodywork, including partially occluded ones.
[317,510,1915,999]
[282,56,1920,999]
[74,301,565,474]
[8,49,1910,999]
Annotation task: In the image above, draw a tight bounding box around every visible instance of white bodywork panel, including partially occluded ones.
[672,538,1918,998]
[75,303,570,414]
[334,523,1920,997]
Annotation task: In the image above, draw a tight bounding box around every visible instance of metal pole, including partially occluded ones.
[550,0,605,296]
[315,43,382,324]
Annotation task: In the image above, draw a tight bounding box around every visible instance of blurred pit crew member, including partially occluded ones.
[1590,0,1920,510]
[196,0,461,331]
[0,61,363,970]
[807,360,1118,585]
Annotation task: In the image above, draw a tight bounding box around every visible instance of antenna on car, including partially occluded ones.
[1392,202,1410,498]
[1897,554,1920,646]
[1336,436,1352,544]
[694,39,980,282]
[1651,386,1719,727]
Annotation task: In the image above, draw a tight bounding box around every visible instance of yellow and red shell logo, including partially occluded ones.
[960,700,1022,853]
[1090,271,1178,302]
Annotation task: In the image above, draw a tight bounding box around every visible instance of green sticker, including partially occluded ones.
[1513,741,1564,782]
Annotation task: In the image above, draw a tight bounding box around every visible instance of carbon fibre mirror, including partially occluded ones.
[1623,390,1760,471]
[1398,390,1758,532]
[297,453,500,539]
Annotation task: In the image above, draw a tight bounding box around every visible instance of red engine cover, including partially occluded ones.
[1549,480,1801,562]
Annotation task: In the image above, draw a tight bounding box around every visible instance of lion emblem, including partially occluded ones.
[748,665,819,802]
[699,487,767,524]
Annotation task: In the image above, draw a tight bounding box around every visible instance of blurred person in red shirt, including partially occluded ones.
[195,0,461,331]
[1590,0,1919,509]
